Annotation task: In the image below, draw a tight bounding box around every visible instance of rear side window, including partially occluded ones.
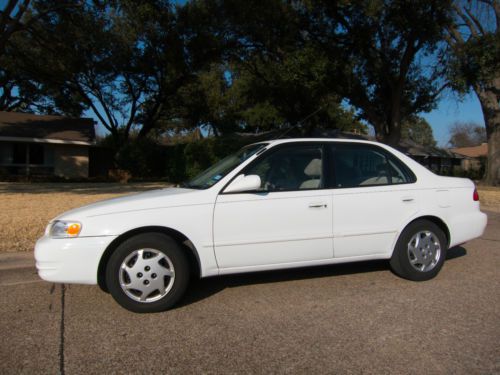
[329,143,415,188]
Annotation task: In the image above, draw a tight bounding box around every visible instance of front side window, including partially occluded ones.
[331,143,415,188]
[244,144,324,192]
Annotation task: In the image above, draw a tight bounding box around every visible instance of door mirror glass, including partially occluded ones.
[224,174,261,193]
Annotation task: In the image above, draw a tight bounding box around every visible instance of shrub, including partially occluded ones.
[107,136,252,182]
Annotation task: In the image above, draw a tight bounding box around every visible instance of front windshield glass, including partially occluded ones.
[183,143,268,189]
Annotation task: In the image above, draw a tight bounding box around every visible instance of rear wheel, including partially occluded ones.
[390,220,447,281]
[106,233,190,313]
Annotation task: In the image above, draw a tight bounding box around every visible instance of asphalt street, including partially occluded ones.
[1,212,499,374]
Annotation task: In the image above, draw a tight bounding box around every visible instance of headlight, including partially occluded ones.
[49,220,82,238]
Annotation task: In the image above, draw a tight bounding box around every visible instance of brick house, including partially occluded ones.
[0,111,96,178]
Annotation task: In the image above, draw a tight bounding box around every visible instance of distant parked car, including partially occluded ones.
[35,139,487,312]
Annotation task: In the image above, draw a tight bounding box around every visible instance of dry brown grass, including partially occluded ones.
[0,182,498,253]
[478,187,500,213]
[0,182,167,253]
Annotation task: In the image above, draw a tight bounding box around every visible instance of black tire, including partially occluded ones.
[106,233,190,313]
[390,220,447,281]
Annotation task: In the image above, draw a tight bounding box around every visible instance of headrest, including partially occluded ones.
[304,158,322,177]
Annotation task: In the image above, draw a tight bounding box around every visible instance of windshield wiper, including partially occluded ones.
[180,182,204,190]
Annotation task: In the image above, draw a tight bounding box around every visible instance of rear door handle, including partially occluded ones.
[309,202,328,208]
[402,197,414,202]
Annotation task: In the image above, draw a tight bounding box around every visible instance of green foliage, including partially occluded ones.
[2,0,225,141]
[104,134,251,182]
[446,2,500,93]
[445,1,499,185]
[401,116,436,146]
[448,32,500,93]
[0,0,458,153]
[200,0,453,143]
[183,137,250,177]
[301,0,453,143]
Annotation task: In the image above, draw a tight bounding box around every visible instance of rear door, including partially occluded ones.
[329,143,419,258]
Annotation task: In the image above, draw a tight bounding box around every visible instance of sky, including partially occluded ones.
[423,92,484,147]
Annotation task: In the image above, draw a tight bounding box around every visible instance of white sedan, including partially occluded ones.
[35,139,487,312]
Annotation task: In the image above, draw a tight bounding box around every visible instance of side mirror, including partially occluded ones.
[224,174,261,193]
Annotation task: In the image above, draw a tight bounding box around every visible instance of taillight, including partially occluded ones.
[473,188,479,201]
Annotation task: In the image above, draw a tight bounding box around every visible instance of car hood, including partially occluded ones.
[54,187,207,221]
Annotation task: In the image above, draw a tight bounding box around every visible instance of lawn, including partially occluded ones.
[0,182,498,253]
[0,183,166,253]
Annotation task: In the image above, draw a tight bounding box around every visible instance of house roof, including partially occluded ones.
[451,143,488,158]
[395,140,465,159]
[0,111,95,145]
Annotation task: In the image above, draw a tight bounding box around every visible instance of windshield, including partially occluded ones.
[183,143,268,189]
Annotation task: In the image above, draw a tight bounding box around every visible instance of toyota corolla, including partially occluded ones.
[35,139,487,312]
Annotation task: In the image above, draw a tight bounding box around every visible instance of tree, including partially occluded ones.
[187,0,366,135]
[445,0,500,185]
[402,116,437,146]
[0,1,82,112]
[448,121,487,147]
[302,1,453,145]
[175,64,243,136]
[0,1,80,58]
[215,1,454,143]
[4,1,223,146]
[6,1,144,142]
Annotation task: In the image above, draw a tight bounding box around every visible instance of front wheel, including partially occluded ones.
[390,220,447,281]
[106,233,190,313]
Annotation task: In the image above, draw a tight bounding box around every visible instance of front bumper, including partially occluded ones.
[35,235,117,284]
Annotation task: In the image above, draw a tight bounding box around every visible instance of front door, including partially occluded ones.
[213,143,333,270]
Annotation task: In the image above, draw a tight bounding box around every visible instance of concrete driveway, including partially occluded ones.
[1,212,499,374]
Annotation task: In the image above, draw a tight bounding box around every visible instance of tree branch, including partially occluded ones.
[453,3,479,38]
[464,6,486,35]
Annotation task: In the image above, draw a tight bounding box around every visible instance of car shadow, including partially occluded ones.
[177,246,468,309]
[446,246,467,260]
[177,259,389,308]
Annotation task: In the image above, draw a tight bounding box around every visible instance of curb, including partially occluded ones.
[0,251,35,271]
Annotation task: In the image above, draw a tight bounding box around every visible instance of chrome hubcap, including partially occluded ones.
[119,249,175,303]
[407,231,441,272]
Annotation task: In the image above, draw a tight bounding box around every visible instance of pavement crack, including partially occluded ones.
[59,284,66,375]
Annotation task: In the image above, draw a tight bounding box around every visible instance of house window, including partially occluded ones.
[0,143,13,164]
[0,142,55,176]
[12,143,28,164]
[29,143,44,165]
[4,143,47,165]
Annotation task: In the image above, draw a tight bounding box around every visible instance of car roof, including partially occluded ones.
[251,138,382,147]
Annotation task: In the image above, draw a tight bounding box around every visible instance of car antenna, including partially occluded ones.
[274,106,324,140]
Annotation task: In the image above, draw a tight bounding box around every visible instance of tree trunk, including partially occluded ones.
[382,127,402,146]
[379,118,402,146]
[477,87,500,186]
[486,126,500,186]
[376,95,403,146]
